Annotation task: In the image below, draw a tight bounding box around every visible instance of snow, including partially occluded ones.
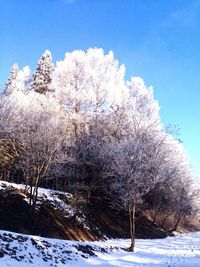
[0,230,200,267]
[0,181,90,229]
[0,181,76,217]
[1,181,200,266]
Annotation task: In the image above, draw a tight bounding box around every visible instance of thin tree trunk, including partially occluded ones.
[87,188,91,204]
[129,204,136,252]
[23,172,29,195]
[161,213,170,228]
[172,209,182,231]
[29,178,33,206]
[33,186,39,209]
[153,206,161,224]
[33,174,40,208]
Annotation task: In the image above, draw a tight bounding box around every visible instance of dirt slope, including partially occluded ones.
[0,182,199,241]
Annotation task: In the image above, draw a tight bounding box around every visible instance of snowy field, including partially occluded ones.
[0,230,200,267]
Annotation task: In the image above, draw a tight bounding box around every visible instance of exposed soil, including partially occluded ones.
[88,197,168,239]
[0,186,199,241]
[0,188,97,241]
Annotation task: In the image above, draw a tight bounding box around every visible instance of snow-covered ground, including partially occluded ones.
[0,181,87,223]
[0,230,200,267]
[1,181,200,266]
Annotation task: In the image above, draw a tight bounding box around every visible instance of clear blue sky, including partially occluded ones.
[1,0,199,176]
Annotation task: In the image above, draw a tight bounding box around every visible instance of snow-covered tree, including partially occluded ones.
[0,91,72,206]
[0,48,198,250]
[105,128,168,251]
[52,48,127,113]
[31,50,54,94]
[146,134,200,231]
[4,64,19,95]
[4,65,31,96]
[52,48,127,140]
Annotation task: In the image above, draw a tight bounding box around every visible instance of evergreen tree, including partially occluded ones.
[4,63,19,95]
[31,50,54,94]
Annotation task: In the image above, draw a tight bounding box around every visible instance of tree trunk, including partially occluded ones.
[87,188,91,204]
[153,205,161,224]
[129,204,136,252]
[173,209,182,231]
[29,179,33,206]
[32,174,40,208]
[161,213,170,229]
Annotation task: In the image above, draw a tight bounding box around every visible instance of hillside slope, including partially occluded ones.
[0,181,170,241]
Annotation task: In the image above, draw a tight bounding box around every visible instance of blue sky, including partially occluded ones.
[1,0,200,176]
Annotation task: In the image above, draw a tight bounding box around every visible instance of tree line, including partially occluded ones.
[0,49,199,251]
